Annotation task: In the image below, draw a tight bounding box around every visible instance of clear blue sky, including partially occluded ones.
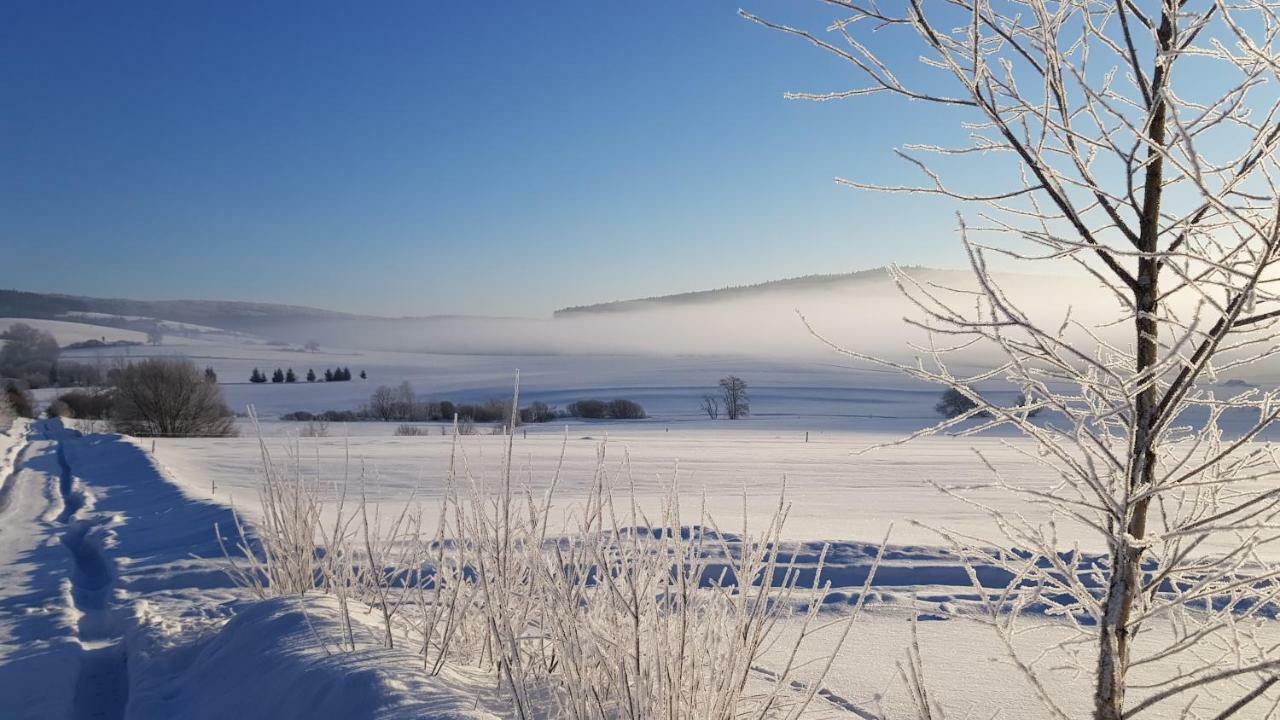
[0,1,966,317]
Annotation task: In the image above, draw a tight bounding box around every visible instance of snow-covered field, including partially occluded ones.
[4,321,1280,718]
[150,426,1054,548]
[1,318,150,346]
[6,417,1279,718]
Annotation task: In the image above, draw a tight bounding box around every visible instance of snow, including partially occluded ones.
[127,597,505,720]
[0,318,149,347]
[57,312,233,335]
[0,420,505,720]
[2,406,1279,717]
[8,325,1280,717]
[148,427,1052,549]
[0,421,84,719]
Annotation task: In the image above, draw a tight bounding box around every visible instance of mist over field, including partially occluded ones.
[242,268,1121,364]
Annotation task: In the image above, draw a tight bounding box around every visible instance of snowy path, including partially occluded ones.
[0,422,501,720]
[0,421,226,720]
[54,434,129,720]
[0,421,82,719]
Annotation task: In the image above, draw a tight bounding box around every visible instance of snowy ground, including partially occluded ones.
[150,426,1051,548]
[6,419,1280,718]
[1,318,150,347]
[5,321,1280,717]
[0,419,509,720]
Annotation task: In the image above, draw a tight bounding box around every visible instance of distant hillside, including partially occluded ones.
[553,266,955,316]
[0,289,365,335]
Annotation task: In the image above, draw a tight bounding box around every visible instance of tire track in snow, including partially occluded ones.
[49,425,130,720]
[0,421,31,518]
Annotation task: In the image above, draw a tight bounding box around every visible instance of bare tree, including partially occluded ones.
[393,381,415,421]
[368,385,397,421]
[700,393,720,419]
[146,326,163,346]
[718,376,749,420]
[111,357,236,437]
[749,0,1280,717]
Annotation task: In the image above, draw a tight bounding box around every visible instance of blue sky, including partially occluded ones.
[0,2,966,317]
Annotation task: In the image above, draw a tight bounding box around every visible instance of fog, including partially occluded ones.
[254,269,1126,364]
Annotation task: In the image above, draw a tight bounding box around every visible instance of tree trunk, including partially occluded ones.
[1093,11,1170,714]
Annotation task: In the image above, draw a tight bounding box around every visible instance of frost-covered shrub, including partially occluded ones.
[45,399,73,419]
[519,401,558,424]
[606,398,646,419]
[56,389,114,420]
[3,383,34,419]
[281,409,362,423]
[393,424,427,436]
[566,398,646,420]
[566,399,608,419]
[224,411,880,719]
[455,400,507,424]
[298,419,329,438]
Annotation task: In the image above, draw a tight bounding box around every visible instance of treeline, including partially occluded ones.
[16,357,237,437]
[1,323,61,388]
[250,367,364,383]
[279,382,646,426]
[1,322,141,390]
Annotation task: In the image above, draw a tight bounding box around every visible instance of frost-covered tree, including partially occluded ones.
[749,0,1280,716]
[0,323,59,387]
[369,385,397,421]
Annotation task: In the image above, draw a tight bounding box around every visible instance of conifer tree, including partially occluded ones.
[306,369,316,383]
[272,368,284,383]
[285,368,297,383]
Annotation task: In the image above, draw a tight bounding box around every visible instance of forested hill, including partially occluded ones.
[553,266,957,316]
[0,289,363,334]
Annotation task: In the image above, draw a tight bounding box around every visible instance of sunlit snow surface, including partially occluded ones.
[3,327,1275,718]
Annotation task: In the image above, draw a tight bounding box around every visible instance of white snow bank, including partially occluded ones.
[126,597,502,720]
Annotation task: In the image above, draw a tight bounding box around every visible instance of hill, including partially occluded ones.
[0,289,365,335]
[554,266,957,316]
